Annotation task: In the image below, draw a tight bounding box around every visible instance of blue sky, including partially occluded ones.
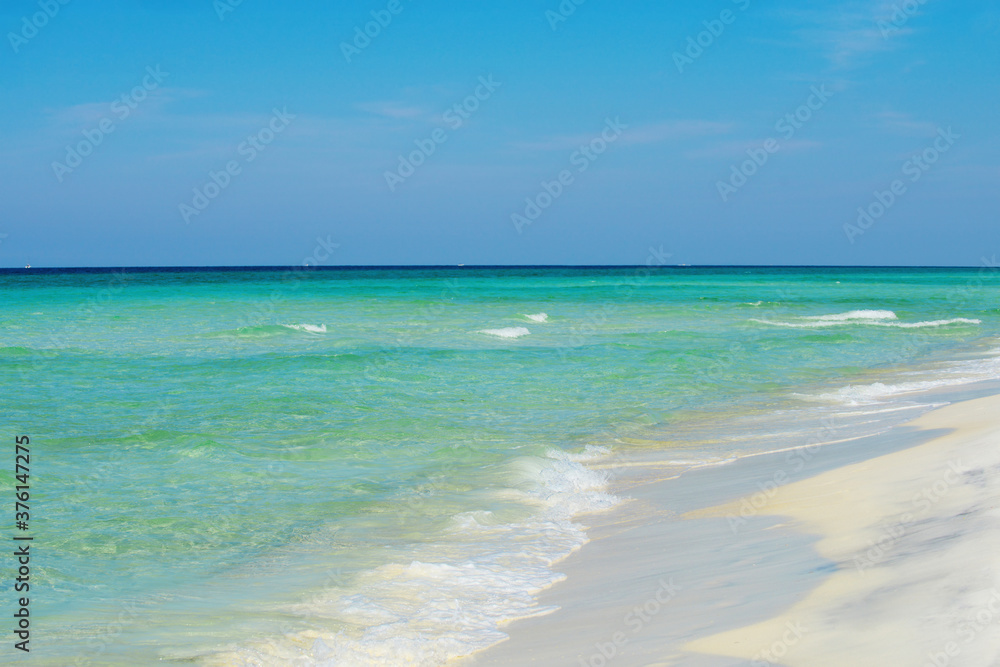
[0,0,997,267]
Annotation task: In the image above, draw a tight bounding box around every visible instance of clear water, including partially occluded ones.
[1,266,999,665]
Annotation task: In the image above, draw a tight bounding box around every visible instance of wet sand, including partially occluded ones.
[461,391,1000,666]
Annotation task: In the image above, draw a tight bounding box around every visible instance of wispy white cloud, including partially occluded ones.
[826,25,905,69]
[620,120,735,146]
[513,120,733,152]
[685,139,822,160]
[145,113,394,163]
[781,1,930,70]
[356,101,434,121]
[874,110,940,136]
[46,102,114,127]
[44,88,202,130]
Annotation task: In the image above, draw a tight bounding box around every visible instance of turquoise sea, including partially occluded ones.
[2,266,999,665]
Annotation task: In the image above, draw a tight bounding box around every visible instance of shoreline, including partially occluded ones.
[684,391,1000,666]
[460,386,1000,666]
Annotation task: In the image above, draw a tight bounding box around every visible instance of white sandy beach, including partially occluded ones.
[461,391,1000,666]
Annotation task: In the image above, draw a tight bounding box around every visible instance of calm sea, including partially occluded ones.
[2,266,998,664]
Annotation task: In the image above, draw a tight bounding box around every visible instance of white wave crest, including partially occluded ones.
[479,327,531,339]
[524,313,548,323]
[804,348,1000,406]
[816,380,965,405]
[753,310,980,329]
[884,318,981,328]
[281,323,327,333]
[805,309,897,322]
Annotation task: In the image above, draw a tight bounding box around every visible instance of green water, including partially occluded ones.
[1,267,998,664]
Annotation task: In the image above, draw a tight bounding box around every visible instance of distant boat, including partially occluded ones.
[24,264,30,269]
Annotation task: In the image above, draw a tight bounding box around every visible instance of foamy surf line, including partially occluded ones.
[282,323,327,333]
[463,360,1000,666]
[751,309,981,329]
[211,447,619,666]
[478,326,531,339]
[226,323,328,336]
[798,351,1000,406]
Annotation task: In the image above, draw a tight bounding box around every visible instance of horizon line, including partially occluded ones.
[0,264,992,273]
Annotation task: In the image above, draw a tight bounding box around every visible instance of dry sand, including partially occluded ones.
[685,393,1000,666]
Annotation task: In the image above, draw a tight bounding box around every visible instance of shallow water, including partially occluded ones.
[1,266,998,664]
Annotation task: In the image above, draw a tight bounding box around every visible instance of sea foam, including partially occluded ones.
[221,447,619,666]
[282,323,328,334]
[809,349,1000,405]
[478,327,531,339]
[806,309,897,322]
[753,310,980,329]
